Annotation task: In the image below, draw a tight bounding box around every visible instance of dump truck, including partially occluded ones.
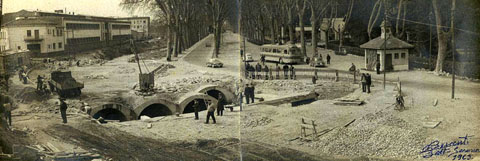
[48,70,84,98]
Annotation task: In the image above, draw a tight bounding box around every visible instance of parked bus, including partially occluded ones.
[259,44,304,64]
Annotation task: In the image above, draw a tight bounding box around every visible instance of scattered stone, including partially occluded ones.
[140,116,151,121]
[146,123,153,129]
[433,99,438,106]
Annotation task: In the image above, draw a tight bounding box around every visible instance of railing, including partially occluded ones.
[24,35,44,41]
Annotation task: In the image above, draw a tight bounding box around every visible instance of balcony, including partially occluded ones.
[24,35,44,42]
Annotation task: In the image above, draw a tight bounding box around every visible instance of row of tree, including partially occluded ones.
[121,0,236,59]
[240,0,480,74]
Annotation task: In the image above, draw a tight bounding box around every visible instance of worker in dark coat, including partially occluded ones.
[192,100,200,120]
[244,83,251,104]
[327,54,331,64]
[59,98,68,123]
[217,94,225,116]
[275,63,280,79]
[3,103,12,127]
[376,60,381,74]
[22,72,28,84]
[249,64,255,79]
[264,65,269,80]
[255,63,262,79]
[250,82,255,103]
[283,64,289,79]
[290,65,295,79]
[366,73,372,93]
[205,100,216,124]
[18,70,23,81]
[36,75,43,91]
[361,73,367,93]
[349,63,356,72]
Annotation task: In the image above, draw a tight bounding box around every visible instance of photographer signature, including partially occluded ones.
[420,135,480,160]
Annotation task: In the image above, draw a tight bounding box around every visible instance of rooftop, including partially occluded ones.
[360,36,414,50]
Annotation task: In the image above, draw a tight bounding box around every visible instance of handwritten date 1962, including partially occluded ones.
[420,135,479,160]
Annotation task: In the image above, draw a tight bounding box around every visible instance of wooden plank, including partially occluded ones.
[423,121,441,128]
[45,142,60,152]
[300,124,315,129]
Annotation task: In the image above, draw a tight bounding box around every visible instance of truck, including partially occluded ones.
[48,70,84,98]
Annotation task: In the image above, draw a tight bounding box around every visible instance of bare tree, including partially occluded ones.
[332,0,355,48]
[432,0,455,73]
[367,0,382,40]
[307,0,330,56]
[296,0,308,57]
[206,0,233,58]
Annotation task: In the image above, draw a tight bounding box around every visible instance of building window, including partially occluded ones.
[58,42,62,48]
[53,30,56,36]
[66,23,100,30]
[27,30,31,37]
[143,20,146,23]
[53,43,56,49]
[18,46,21,50]
[401,53,406,59]
[48,29,51,34]
[48,44,51,49]
[394,53,399,59]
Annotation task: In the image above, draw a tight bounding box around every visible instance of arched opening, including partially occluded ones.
[183,99,208,114]
[206,90,225,100]
[92,108,127,122]
[138,103,172,119]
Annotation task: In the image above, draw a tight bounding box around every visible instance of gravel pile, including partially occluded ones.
[257,80,313,93]
[155,75,237,95]
[309,109,426,159]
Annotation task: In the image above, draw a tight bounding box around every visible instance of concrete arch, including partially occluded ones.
[195,85,235,104]
[90,103,135,121]
[134,98,177,119]
[177,93,218,114]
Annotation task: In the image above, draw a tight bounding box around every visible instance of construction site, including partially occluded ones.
[1,0,480,161]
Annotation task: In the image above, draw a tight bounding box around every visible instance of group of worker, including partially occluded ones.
[245,62,296,80]
[190,93,228,124]
[17,69,29,84]
[36,75,52,95]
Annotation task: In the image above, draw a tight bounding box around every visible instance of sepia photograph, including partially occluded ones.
[0,0,479,160]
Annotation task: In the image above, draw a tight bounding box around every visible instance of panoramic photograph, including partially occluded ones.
[0,0,479,160]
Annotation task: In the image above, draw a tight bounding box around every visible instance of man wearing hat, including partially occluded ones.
[59,98,68,123]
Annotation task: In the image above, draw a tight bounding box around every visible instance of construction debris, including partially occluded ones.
[333,99,364,106]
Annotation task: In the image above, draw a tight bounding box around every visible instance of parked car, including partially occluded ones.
[244,53,254,62]
[310,57,326,67]
[206,58,223,68]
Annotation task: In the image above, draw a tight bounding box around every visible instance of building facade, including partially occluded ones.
[116,17,150,40]
[1,10,132,56]
[360,21,414,71]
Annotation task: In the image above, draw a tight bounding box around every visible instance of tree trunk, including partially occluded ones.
[166,15,172,61]
[311,19,317,56]
[433,0,448,73]
[288,10,295,44]
[299,13,307,57]
[270,17,275,44]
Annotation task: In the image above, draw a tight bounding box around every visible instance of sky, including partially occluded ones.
[3,0,151,18]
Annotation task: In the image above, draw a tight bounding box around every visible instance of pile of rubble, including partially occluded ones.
[309,108,426,159]
[155,76,236,94]
[257,80,313,93]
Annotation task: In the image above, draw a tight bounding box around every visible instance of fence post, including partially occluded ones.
[335,70,339,82]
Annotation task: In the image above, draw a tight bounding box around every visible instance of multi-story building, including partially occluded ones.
[116,17,150,40]
[0,10,132,56]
